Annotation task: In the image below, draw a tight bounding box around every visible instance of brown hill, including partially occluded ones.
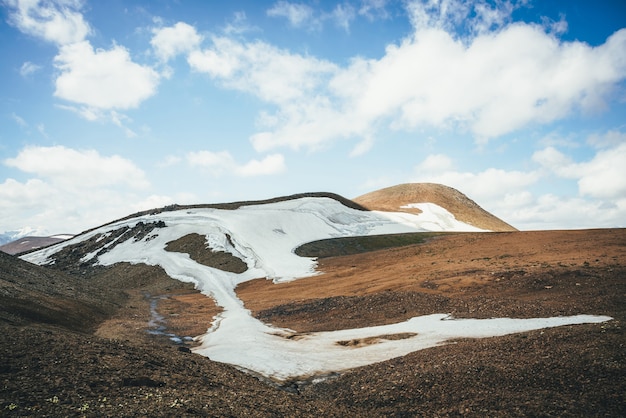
[354,183,517,231]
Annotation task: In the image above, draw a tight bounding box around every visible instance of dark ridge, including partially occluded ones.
[295,232,451,258]
[165,233,248,273]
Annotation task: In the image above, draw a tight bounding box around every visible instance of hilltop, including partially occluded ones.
[354,183,517,231]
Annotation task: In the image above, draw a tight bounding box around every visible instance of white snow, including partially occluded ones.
[21,197,612,382]
[378,202,486,232]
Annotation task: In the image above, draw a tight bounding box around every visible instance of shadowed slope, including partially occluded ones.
[0,251,116,332]
[354,183,517,231]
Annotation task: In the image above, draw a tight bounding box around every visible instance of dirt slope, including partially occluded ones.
[354,183,517,231]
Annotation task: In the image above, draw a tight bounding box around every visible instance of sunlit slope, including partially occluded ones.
[354,183,517,232]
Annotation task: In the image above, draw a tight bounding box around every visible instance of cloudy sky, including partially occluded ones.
[1,0,625,235]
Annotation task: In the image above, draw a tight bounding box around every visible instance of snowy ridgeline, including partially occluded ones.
[22,197,612,382]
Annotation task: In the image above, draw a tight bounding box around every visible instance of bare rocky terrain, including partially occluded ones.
[0,187,624,417]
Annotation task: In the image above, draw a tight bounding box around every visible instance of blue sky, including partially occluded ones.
[1,0,625,235]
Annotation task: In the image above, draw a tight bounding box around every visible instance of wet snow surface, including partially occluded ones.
[23,197,612,382]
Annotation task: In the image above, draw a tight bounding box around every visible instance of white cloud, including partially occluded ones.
[587,130,626,148]
[20,61,42,77]
[5,0,91,45]
[1,146,160,234]
[507,194,626,230]
[267,1,316,28]
[53,41,160,110]
[0,178,53,211]
[224,11,257,36]
[151,22,203,62]
[359,0,390,21]
[36,123,48,138]
[187,150,286,177]
[339,24,626,142]
[405,0,518,36]
[189,1,626,154]
[188,36,336,105]
[237,153,286,177]
[158,155,183,168]
[0,177,166,235]
[329,3,356,32]
[4,145,150,189]
[533,142,626,199]
[415,153,454,173]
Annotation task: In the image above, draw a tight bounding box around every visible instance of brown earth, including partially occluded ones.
[354,183,518,231]
[1,229,625,416]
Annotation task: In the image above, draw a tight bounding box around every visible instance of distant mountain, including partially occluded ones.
[0,234,73,255]
[354,183,517,232]
[0,227,49,246]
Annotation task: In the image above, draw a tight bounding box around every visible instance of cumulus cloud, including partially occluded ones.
[5,0,91,45]
[188,36,336,105]
[186,150,286,177]
[53,41,160,110]
[533,142,626,199]
[6,0,160,128]
[151,22,203,62]
[189,0,626,154]
[1,146,159,234]
[4,145,150,189]
[0,178,53,211]
[507,194,626,230]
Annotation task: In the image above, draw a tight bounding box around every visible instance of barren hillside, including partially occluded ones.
[354,183,517,231]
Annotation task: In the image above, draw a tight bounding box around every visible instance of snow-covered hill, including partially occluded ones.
[22,195,611,382]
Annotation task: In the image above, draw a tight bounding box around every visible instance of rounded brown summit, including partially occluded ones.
[353,183,517,232]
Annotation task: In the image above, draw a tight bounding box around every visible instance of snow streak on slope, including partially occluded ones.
[22,197,612,382]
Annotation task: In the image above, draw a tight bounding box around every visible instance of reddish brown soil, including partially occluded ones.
[239,229,625,332]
